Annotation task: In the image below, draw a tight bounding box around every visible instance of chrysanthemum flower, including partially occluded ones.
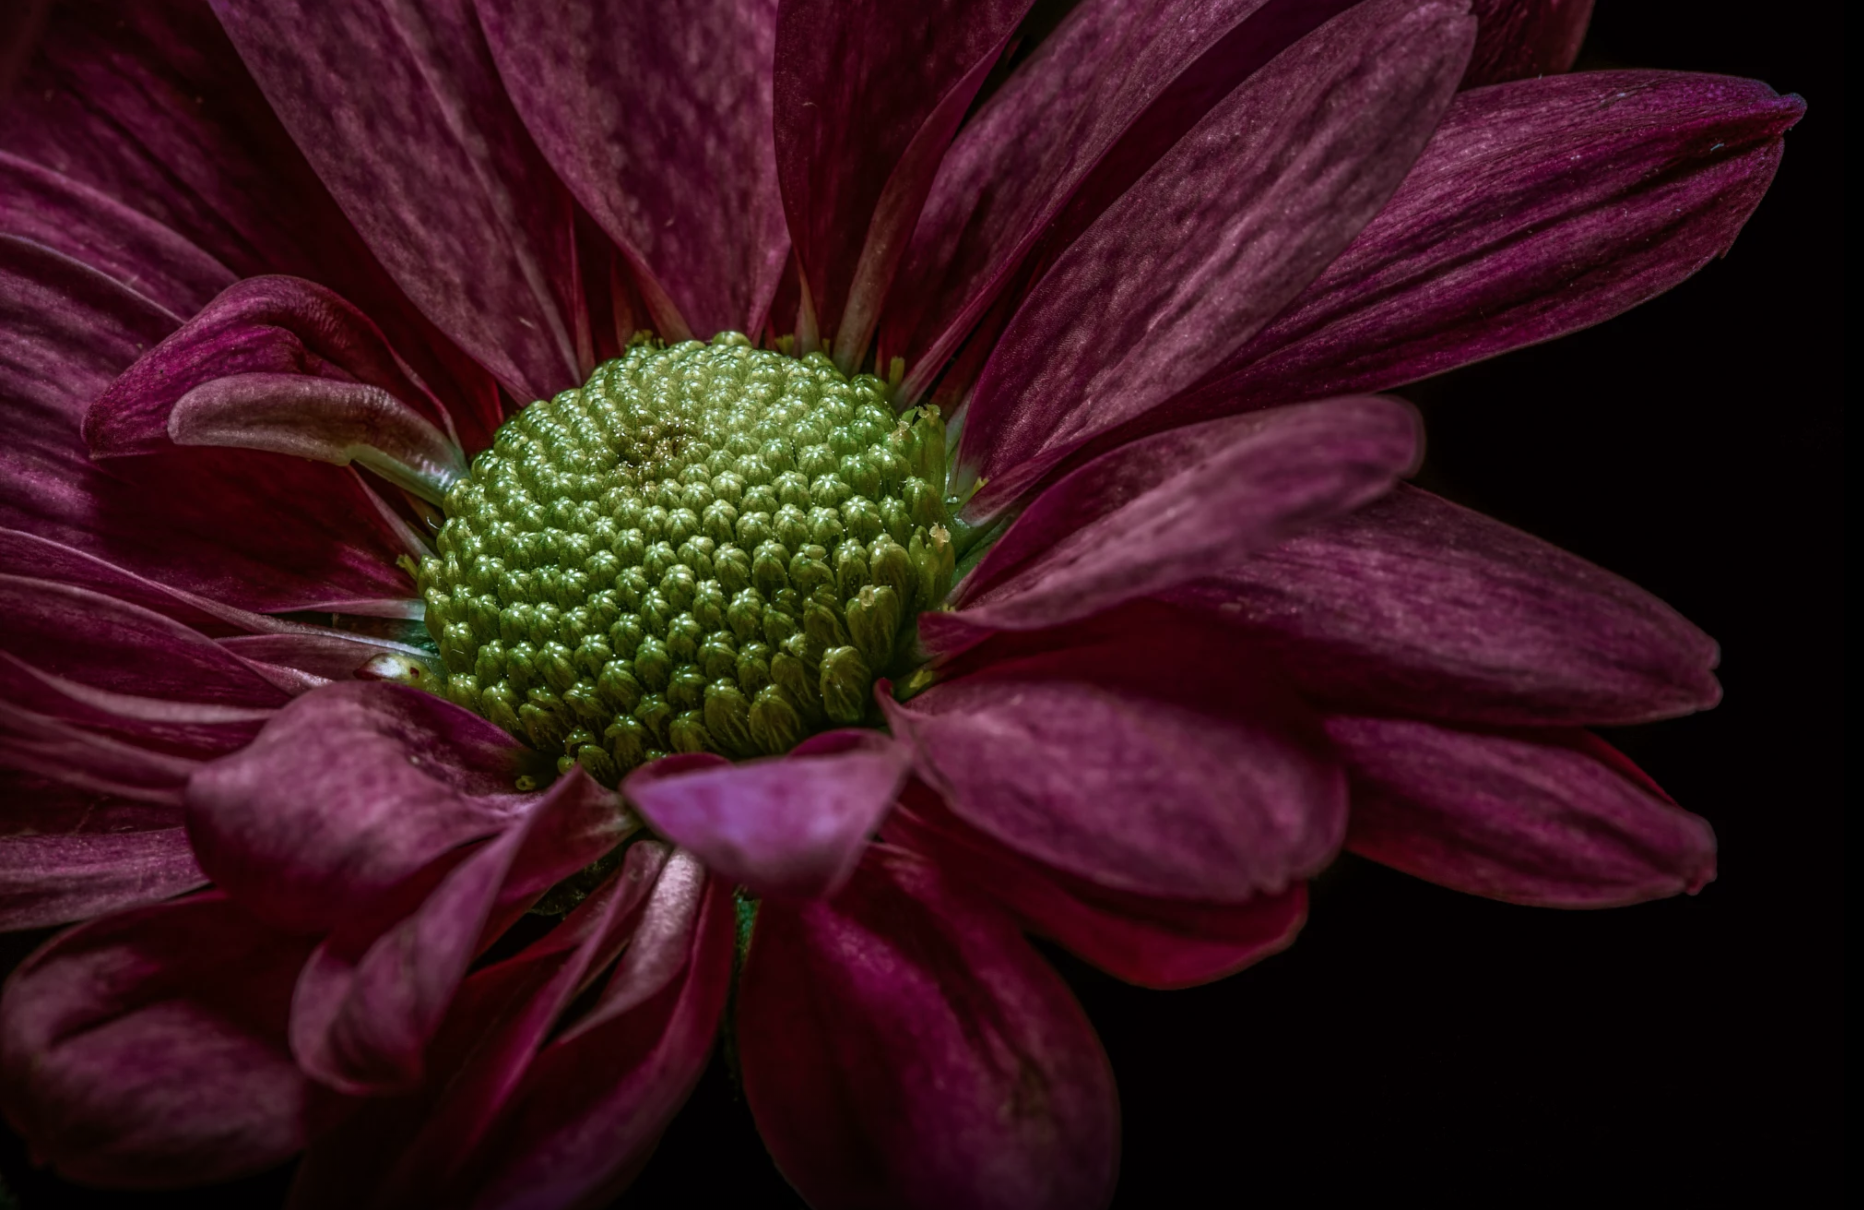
[0,0,1800,1205]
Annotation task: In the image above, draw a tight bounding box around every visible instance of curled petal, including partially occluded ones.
[0,243,417,612]
[886,787,1304,990]
[287,842,671,1208]
[289,768,629,1095]
[937,397,1420,650]
[458,853,734,1210]
[1332,716,1717,907]
[957,0,1472,512]
[86,275,456,459]
[1164,485,1722,726]
[624,730,911,900]
[184,682,538,934]
[887,605,1344,903]
[169,372,465,504]
[0,892,316,1188]
[740,848,1119,1210]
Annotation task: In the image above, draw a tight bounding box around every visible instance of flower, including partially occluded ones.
[0,0,1801,1206]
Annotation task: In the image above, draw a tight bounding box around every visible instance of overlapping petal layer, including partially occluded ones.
[957,0,1473,510]
[1163,485,1723,725]
[889,606,1344,903]
[740,849,1119,1210]
[0,892,317,1188]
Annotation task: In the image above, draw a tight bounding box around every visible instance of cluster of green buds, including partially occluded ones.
[415,334,957,786]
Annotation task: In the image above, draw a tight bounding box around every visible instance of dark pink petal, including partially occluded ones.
[0,1,506,446]
[217,632,434,685]
[956,0,1472,513]
[184,682,537,934]
[87,275,457,456]
[885,787,1305,990]
[740,847,1118,1210]
[167,372,465,505]
[774,0,1031,364]
[1185,71,1806,414]
[1463,0,1592,88]
[0,700,200,806]
[0,527,292,635]
[459,853,734,1210]
[1164,485,1722,726]
[886,605,1344,903]
[941,397,1419,646]
[0,149,234,316]
[0,891,316,1187]
[886,0,1292,396]
[285,842,668,1207]
[624,729,911,900]
[0,829,202,933]
[476,0,787,340]
[0,773,204,931]
[0,240,418,611]
[1331,717,1717,907]
[211,0,586,399]
[0,574,285,705]
[290,768,628,1095]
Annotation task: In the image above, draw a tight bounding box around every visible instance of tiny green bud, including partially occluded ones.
[748,685,807,754]
[846,583,902,669]
[819,646,872,725]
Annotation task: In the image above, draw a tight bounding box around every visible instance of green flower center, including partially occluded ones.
[417,333,956,786]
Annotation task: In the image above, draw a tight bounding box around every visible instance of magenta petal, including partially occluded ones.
[216,632,433,685]
[886,0,1285,395]
[956,0,1472,511]
[86,275,456,457]
[1164,485,1723,726]
[0,149,234,316]
[0,828,203,933]
[167,372,465,505]
[624,730,911,899]
[1191,71,1806,412]
[0,2,506,448]
[885,788,1305,990]
[0,700,200,806]
[211,0,585,399]
[0,575,284,763]
[942,397,1420,644]
[887,605,1344,903]
[0,774,204,931]
[0,527,298,636]
[285,842,671,1208]
[1463,0,1592,88]
[0,243,416,611]
[458,856,734,1210]
[476,0,787,339]
[740,848,1118,1210]
[0,892,316,1188]
[1331,717,1717,907]
[290,768,628,1095]
[184,682,535,934]
[774,0,1031,359]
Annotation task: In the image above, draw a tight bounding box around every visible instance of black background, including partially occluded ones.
[0,1,1843,1205]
